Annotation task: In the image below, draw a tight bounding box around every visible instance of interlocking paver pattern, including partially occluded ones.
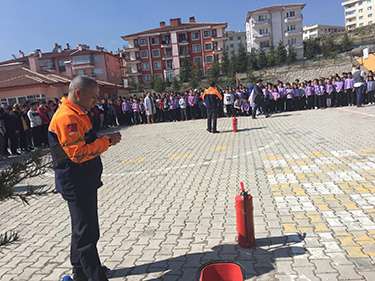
[1,106,375,280]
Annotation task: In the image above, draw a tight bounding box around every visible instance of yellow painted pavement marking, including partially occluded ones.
[169,152,193,160]
[122,156,145,165]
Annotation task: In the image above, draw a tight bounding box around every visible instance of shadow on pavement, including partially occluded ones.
[270,114,295,118]
[220,127,266,134]
[110,234,306,281]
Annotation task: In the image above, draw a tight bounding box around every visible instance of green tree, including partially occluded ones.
[179,57,192,82]
[172,77,181,91]
[247,50,259,70]
[208,60,221,81]
[266,45,277,66]
[237,44,248,73]
[257,49,268,69]
[276,42,288,65]
[304,38,321,59]
[230,51,239,74]
[287,46,297,64]
[321,38,336,58]
[340,33,353,52]
[152,76,166,92]
[221,51,231,76]
[190,64,201,89]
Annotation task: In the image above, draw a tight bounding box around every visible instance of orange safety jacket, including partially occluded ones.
[48,98,110,200]
[201,86,223,110]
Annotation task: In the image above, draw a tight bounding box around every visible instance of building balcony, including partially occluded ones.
[284,16,303,23]
[126,58,140,64]
[252,19,271,26]
[212,36,226,41]
[285,30,302,37]
[124,46,139,52]
[161,42,172,48]
[124,72,142,77]
[162,55,173,60]
[254,33,271,39]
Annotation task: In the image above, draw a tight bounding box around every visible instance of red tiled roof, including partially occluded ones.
[0,63,62,89]
[0,63,123,90]
[122,22,227,39]
[0,48,119,66]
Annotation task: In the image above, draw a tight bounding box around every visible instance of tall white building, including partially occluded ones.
[246,3,305,59]
[303,24,345,40]
[225,31,246,58]
[342,0,375,30]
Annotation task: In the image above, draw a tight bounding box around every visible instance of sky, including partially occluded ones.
[0,0,344,61]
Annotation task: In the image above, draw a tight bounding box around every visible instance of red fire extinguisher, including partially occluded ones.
[235,181,255,248]
[232,116,238,133]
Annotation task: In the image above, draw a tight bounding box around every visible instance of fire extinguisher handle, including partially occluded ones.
[240,181,245,193]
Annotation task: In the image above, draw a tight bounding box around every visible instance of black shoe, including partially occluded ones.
[72,271,88,281]
[212,131,219,134]
[207,129,211,133]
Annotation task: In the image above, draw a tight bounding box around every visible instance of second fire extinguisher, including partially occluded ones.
[235,181,255,248]
[232,116,238,133]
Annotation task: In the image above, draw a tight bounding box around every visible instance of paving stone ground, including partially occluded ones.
[1,106,375,281]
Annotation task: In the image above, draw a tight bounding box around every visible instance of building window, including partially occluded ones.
[369,13,373,17]
[93,68,104,75]
[258,14,268,21]
[369,20,373,24]
[152,49,161,58]
[150,37,160,45]
[161,34,171,45]
[229,36,233,40]
[77,69,85,76]
[153,61,161,70]
[72,55,92,65]
[164,48,172,57]
[193,56,202,65]
[140,50,149,58]
[288,38,297,45]
[205,43,213,51]
[143,74,151,82]
[203,30,212,38]
[191,32,200,40]
[166,60,173,70]
[178,33,188,43]
[259,28,269,35]
[58,60,66,72]
[205,55,213,63]
[192,44,202,53]
[179,45,189,56]
[368,6,372,10]
[286,11,296,18]
[139,38,147,46]
[237,36,242,40]
[287,25,296,31]
[230,43,234,48]
[359,16,364,19]
[259,41,270,48]
[359,9,363,13]
[142,62,150,71]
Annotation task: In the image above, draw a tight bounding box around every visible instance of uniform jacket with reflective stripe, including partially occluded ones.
[48,98,110,200]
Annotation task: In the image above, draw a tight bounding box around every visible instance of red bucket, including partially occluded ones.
[199,262,244,281]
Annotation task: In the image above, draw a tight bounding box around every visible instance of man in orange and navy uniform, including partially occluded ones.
[49,76,121,281]
[202,81,223,133]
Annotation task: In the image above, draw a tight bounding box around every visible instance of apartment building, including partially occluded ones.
[246,3,305,59]
[343,0,375,30]
[121,17,227,87]
[303,24,345,40]
[1,43,122,84]
[224,31,246,58]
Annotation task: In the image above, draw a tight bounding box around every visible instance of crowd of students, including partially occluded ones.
[0,66,373,158]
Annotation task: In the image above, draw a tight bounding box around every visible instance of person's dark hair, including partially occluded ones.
[210,81,216,87]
